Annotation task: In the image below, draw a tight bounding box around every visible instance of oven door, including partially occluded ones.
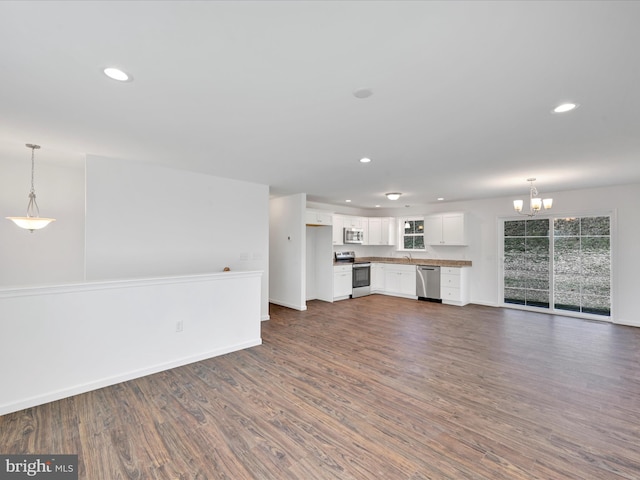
[352,263,371,298]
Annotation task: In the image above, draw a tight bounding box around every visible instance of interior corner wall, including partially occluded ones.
[269,193,306,311]
[85,155,270,319]
[0,156,85,287]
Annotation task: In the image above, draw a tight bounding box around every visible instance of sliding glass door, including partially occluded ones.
[503,215,611,318]
[504,219,550,308]
[553,216,611,316]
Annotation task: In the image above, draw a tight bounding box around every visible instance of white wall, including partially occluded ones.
[0,271,262,415]
[269,193,306,310]
[310,183,640,327]
[85,155,270,320]
[0,156,85,286]
[306,225,333,302]
[1,152,272,414]
[306,226,317,300]
[1,153,270,319]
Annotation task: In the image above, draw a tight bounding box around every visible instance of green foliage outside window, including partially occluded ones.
[504,216,611,316]
[401,219,424,250]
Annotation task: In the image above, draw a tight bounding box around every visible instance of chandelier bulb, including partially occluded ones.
[513,178,552,217]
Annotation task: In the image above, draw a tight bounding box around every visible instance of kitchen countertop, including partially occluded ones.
[354,257,472,267]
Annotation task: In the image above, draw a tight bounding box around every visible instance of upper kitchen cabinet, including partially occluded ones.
[343,216,366,229]
[424,212,467,246]
[332,215,344,245]
[305,209,333,226]
[367,217,396,246]
[333,214,394,246]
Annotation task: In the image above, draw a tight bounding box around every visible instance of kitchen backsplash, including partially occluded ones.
[333,245,468,260]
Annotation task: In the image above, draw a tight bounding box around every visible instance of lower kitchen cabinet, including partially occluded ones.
[383,264,417,298]
[371,263,385,292]
[440,266,469,306]
[331,262,469,306]
[333,264,352,301]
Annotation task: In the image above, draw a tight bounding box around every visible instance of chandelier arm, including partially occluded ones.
[26,192,40,218]
[514,178,549,217]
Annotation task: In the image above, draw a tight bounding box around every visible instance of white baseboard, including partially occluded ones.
[0,339,262,416]
[614,318,640,328]
[269,299,307,311]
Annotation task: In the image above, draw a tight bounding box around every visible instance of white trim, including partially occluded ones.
[0,271,263,299]
[269,299,308,311]
[0,339,261,416]
[614,318,640,328]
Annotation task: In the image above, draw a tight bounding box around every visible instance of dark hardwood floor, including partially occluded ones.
[2,295,640,479]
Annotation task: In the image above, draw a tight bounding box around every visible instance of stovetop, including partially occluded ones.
[334,251,356,263]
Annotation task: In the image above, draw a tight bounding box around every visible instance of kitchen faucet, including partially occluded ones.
[404,253,412,262]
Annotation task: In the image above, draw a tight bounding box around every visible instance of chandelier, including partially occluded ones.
[513,178,553,217]
[6,144,56,232]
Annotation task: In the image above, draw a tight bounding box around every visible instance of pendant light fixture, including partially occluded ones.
[513,178,553,217]
[6,144,56,232]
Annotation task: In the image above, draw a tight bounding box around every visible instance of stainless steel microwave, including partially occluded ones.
[344,227,364,244]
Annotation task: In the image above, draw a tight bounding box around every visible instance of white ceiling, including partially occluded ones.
[1,1,640,209]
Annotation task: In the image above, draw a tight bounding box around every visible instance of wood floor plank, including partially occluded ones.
[2,295,640,479]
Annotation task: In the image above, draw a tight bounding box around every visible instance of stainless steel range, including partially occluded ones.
[335,251,371,298]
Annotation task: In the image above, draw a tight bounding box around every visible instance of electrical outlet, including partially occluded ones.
[175,320,183,333]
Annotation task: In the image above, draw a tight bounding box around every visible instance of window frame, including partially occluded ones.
[398,216,426,251]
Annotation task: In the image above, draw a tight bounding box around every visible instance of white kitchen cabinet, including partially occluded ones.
[424,212,467,246]
[332,215,344,245]
[333,264,352,300]
[386,218,397,245]
[342,216,364,228]
[383,264,417,298]
[440,266,469,306]
[371,263,386,292]
[367,218,396,246]
[305,209,333,226]
[361,218,369,245]
[338,215,369,244]
[367,218,382,245]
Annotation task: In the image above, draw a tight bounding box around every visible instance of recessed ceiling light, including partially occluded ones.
[345,199,352,203]
[375,205,381,208]
[103,67,133,82]
[553,102,578,113]
[385,192,402,200]
[359,157,371,163]
[437,197,444,201]
[353,87,373,99]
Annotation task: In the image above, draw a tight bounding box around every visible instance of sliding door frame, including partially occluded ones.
[498,210,615,322]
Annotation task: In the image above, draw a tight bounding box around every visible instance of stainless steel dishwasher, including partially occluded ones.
[416,265,442,302]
